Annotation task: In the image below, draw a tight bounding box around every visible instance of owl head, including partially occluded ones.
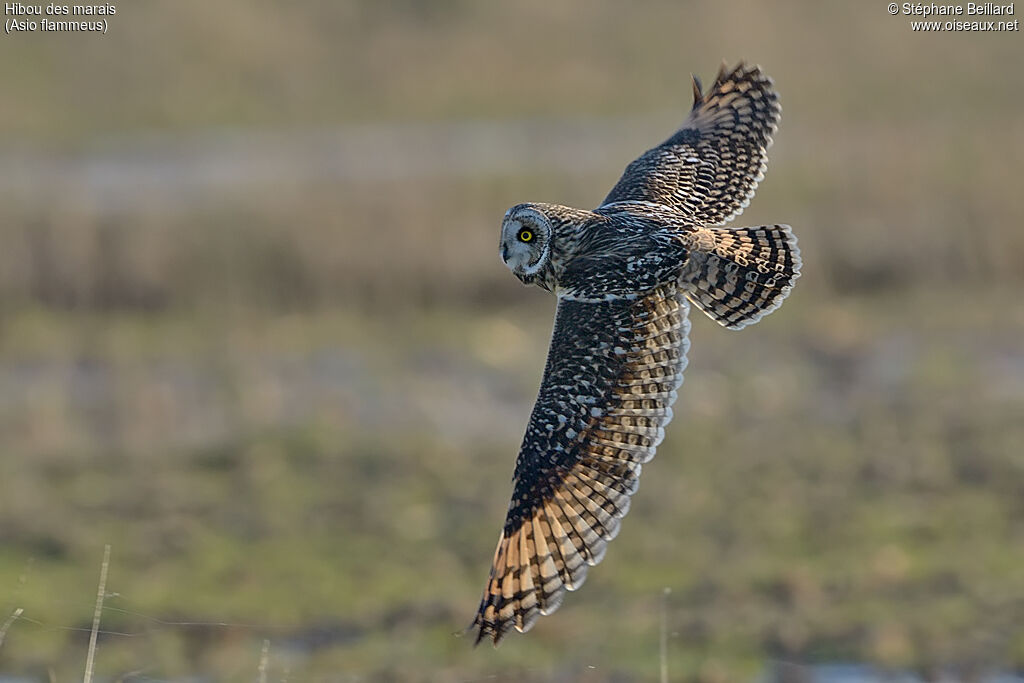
[500,204,552,286]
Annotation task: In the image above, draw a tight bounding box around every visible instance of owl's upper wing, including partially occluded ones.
[599,62,780,226]
[471,284,691,646]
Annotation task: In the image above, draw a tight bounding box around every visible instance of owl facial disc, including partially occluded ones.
[499,205,550,280]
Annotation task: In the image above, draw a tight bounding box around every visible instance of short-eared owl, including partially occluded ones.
[472,62,801,645]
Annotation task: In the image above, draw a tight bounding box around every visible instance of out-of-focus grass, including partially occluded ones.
[1,1,1023,681]
[2,2,1021,142]
[1,3,1023,309]
[1,288,1023,681]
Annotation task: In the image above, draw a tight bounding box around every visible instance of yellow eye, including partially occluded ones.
[518,229,533,242]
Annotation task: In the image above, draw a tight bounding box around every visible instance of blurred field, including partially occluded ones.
[1,2,1023,681]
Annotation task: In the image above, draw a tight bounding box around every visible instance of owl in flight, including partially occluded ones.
[471,62,801,645]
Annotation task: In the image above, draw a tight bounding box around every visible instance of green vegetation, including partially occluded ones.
[1,2,1022,681]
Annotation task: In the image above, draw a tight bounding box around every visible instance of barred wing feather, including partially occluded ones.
[601,62,781,226]
[471,284,691,645]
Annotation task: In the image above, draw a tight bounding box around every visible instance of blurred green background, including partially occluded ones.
[1,1,1022,681]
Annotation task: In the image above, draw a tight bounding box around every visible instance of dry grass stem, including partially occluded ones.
[83,544,111,683]
[0,607,24,651]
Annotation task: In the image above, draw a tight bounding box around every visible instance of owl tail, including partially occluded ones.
[680,224,801,330]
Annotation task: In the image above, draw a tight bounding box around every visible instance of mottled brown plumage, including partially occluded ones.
[472,62,801,646]
[602,61,780,225]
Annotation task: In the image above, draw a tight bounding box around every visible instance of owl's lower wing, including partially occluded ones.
[599,62,780,226]
[471,284,691,646]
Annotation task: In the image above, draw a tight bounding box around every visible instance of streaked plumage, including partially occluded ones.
[472,62,802,646]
